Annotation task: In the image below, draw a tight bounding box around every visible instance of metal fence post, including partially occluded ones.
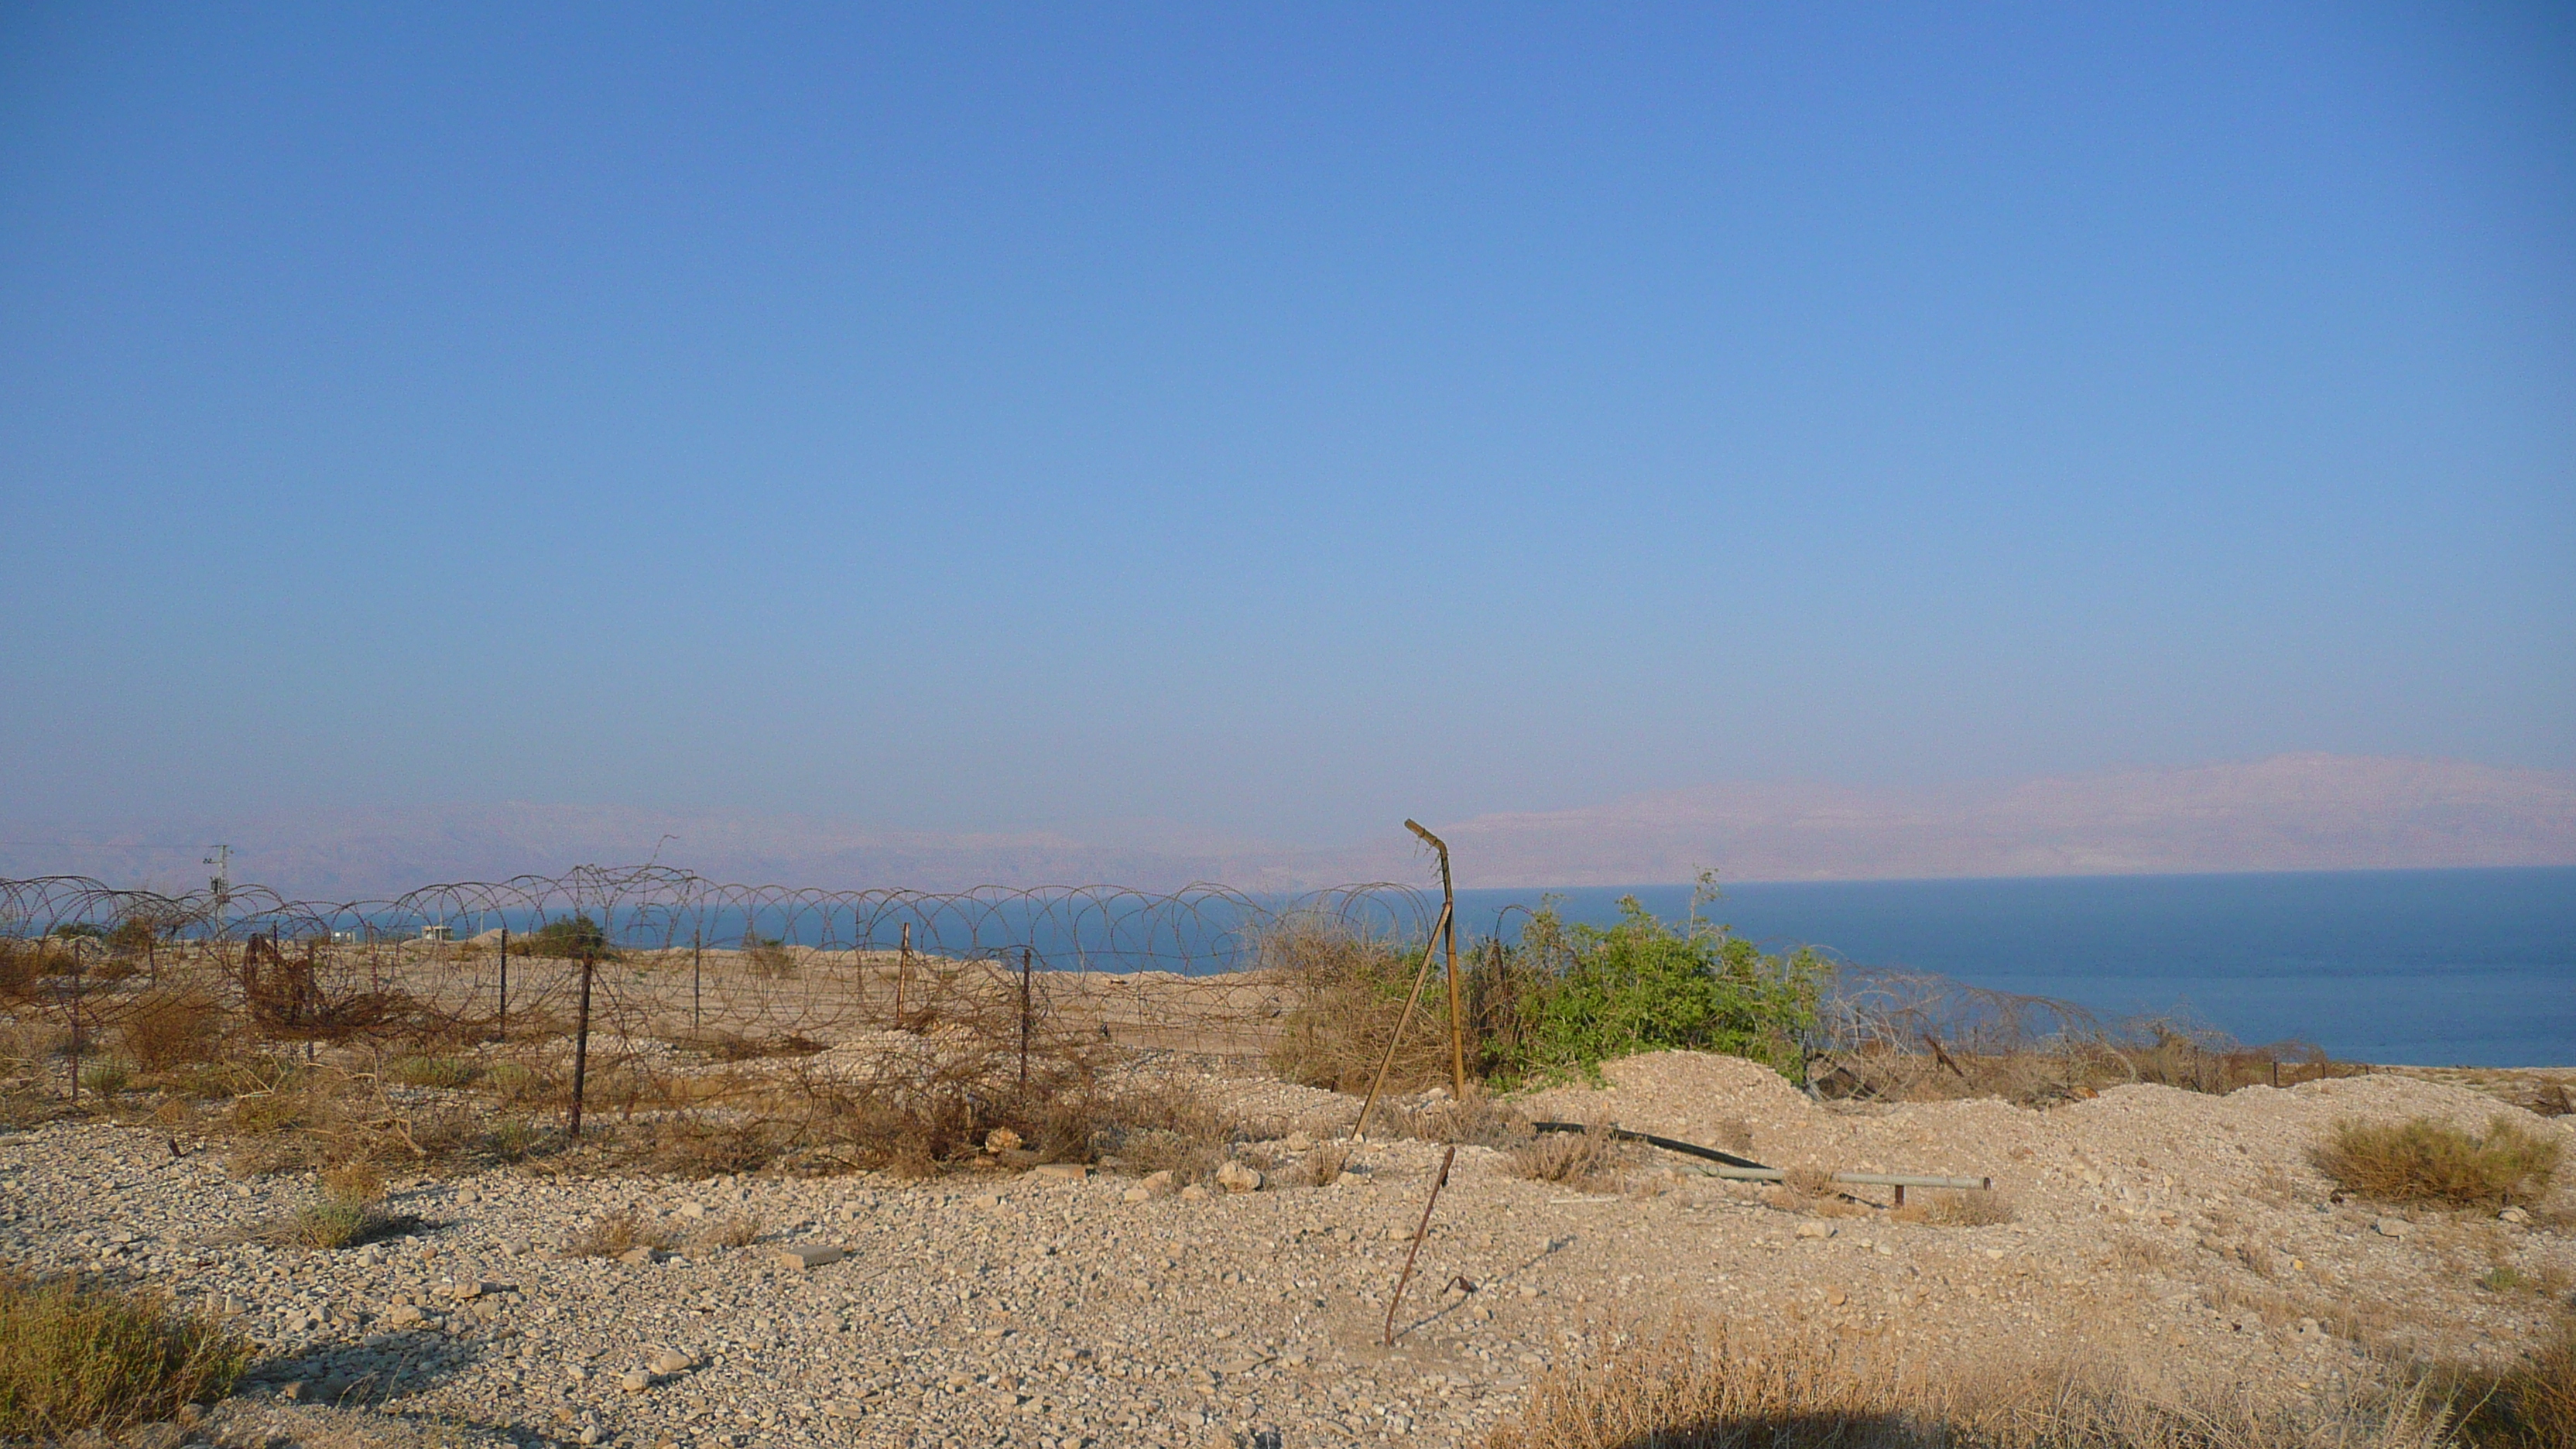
[568,952,595,1137]
[497,927,509,1042]
[1019,945,1034,1087]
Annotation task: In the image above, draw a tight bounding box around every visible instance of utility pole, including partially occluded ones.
[200,844,231,944]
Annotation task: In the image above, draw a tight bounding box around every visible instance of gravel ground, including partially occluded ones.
[5,1053,2569,1449]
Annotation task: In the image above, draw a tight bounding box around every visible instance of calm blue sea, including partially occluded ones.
[1457,868,2576,1068]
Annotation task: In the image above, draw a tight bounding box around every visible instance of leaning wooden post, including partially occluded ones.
[1351,897,1453,1142]
[567,948,596,1138]
[1405,820,1465,1099]
[690,929,703,1034]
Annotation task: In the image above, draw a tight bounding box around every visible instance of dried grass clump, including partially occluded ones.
[1262,918,1451,1094]
[2441,1312,2576,1449]
[0,1272,254,1440]
[1293,1140,1350,1188]
[1085,1079,1229,1184]
[115,989,225,1072]
[1508,1125,1632,1194]
[1894,1190,2018,1228]
[2314,1116,2561,1208]
[567,1209,679,1259]
[1478,1315,2461,1449]
[689,1213,765,1251]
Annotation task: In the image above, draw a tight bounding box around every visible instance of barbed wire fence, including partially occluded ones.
[0,867,1460,1173]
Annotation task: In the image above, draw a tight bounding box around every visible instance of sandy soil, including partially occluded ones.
[5,1045,2570,1449]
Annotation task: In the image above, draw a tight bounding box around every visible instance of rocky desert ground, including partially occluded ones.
[5,1046,2569,1449]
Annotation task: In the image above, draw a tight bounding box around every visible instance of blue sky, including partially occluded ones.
[2,3,2569,845]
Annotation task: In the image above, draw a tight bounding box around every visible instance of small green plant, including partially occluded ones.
[271,1201,372,1250]
[388,1056,478,1089]
[2478,1266,2529,1293]
[743,937,797,979]
[485,1116,544,1161]
[0,1272,253,1439]
[2314,1115,2561,1208]
[77,1058,132,1097]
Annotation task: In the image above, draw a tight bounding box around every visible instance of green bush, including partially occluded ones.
[1482,896,1828,1084]
[518,913,612,960]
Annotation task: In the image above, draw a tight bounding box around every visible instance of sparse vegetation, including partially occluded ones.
[2314,1116,2561,1208]
[569,1209,680,1259]
[0,1271,254,1440]
[690,1212,765,1251]
[1268,894,1829,1094]
[388,1054,478,1089]
[1895,1188,2019,1227]
[1480,1315,2463,1449]
[1506,1124,1633,1194]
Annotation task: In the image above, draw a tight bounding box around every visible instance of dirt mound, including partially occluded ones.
[1516,1050,1819,1149]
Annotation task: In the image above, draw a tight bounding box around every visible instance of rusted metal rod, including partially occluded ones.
[1384,1143,1458,1346]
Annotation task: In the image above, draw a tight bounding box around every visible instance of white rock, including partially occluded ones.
[1215,1162,1263,1194]
[1796,1221,1836,1238]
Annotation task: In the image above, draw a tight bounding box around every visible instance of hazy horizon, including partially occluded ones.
[4,8,2569,848]
[8,752,2568,897]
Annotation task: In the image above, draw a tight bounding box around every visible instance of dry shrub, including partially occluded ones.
[320,1160,386,1206]
[1782,1164,1835,1197]
[0,1272,253,1440]
[690,1213,765,1251]
[1082,1077,1228,1183]
[1399,1091,1527,1147]
[1893,1190,2017,1228]
[568,1209,679,1259]
[2442,1311,2576,1449]
[1263,917,1451,1094]
[1815,969,2369,1108]
[1294,1140,1350,1188]
[2315,1116,2561,1208]
[1480,1314,2461,1449]
[683,1031,826,1063]
[635,1116,783,1178]
[1509,1125,1632,1193]
[114,989,224,1071]
[743,943,798,980]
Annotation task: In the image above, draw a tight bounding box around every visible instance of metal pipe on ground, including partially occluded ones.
[1530,1120,1991,1192]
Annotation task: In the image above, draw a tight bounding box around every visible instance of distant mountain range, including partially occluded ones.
[5,753,2569,899]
